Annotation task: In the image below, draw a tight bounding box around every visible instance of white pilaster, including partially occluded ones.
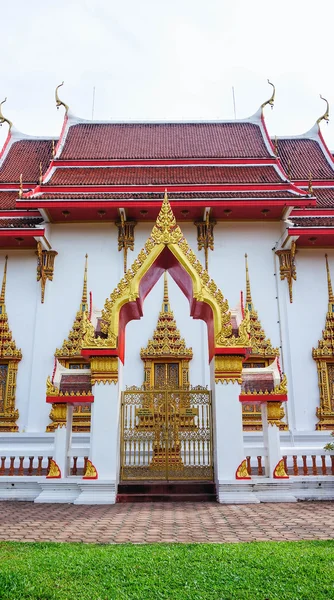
[261,403,282,478]
[53,404,73,478]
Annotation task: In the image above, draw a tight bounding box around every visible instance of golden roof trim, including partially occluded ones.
[317,94,329,125]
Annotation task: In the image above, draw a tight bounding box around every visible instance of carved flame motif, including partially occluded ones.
[151,189,183,245]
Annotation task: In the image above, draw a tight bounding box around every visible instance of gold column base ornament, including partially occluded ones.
[214,354,244,384]
[195,214,216,272]
[47,459,61,478]
[235,459,251,480]
[83,459,98,479]
[276,241,296,304]
[267,401,285,427]
[90,356,118,385]
[273,458,288,479]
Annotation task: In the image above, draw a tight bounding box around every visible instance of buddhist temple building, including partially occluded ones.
[0,83,333,504]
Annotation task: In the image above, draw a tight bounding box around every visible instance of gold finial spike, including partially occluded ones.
[0,98,13,131]
[163,270,169,304]
[245,253,252,306]
[308,172,314,195]
[18,173,23,199]
[0,255,8,304]
[261,79,275,110]
[317,94,329,125]
[39,162,43,185]
[287,159,292,180]
[81,254,88,311]
[325,255,334,303]
[52,140,55,158]
[55,82,69,114]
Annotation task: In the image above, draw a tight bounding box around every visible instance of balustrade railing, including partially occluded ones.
[282,450,334,476]
[0,454,52,476]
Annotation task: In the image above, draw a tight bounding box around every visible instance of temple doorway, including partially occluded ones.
[120,272,213,482]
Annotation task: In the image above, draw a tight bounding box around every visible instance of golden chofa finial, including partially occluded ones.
[55,82,69,114]
[261,79,275,110]
[244,253,252,307]
[317,94,329,125]
[308,172,314,195]
[0,98,13,131]
[18,174,23,199]
[325,254,334,303]
[0,255,8,305]
[81,254,88,312]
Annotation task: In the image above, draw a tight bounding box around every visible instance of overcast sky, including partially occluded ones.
[0,0,334,151]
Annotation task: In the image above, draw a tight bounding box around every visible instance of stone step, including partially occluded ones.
[116,481,216,502]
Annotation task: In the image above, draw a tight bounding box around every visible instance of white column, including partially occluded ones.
[212,380,245,481]
[261,403,282,478]
[88,380,121,481]
[53,404,73,478]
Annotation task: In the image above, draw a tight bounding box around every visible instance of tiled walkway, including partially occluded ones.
[0,501,333,544]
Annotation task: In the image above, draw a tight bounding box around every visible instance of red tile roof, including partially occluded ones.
[0,217,43,229]
[313,187,334,208]
[0,139,54,184]
[28,190,307,201]
[241,372,275,393]
[290,216,334,228]
[60,122,272,160]
[0,191,19,209]
[276,138,334,180]
[47,165,283,186]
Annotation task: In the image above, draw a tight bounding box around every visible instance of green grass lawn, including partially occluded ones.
[0,540,333,600]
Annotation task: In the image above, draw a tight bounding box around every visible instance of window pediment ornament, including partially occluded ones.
[84,190,249,352]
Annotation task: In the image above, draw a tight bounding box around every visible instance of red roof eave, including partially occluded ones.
[18,199,315,210]
[0,228,45,237]
[52,157,279,168]
[287,227,334,237]
[23,183,309,196]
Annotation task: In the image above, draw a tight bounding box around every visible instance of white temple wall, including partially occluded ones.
[0,251,38,431]
[22,223,122,432]
[278,248,334,432]
[1,220,331,436]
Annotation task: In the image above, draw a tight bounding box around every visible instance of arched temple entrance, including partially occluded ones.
[80,192,250,493]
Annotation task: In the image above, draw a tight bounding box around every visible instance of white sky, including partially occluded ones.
[0,0,334,150]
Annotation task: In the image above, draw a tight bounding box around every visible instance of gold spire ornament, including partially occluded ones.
[55,82,69,113]
[39,162,43,185]
[55,255,89,359]
[317,94,329,125]
[0,256,22,431]
[140,271,193,389]
[261,79,275,110]
[36,242,58,304]
[244,254,279,359]
[313,255,334,429]
[0,98,13,131]
[308,173,314,195]
[274,136,279,157]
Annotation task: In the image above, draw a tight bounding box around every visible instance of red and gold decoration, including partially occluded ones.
[36,241,58,304]
[313,255,334,429]
[0,257,22,432]
[276,241,297,304]
[115,210,137,273]
[242,254,286,430]
[273,458,289,479]
[195,209,216,272]
[46,459,61,479]
[235,459,251,480]
[47,255,93,432]
[83,459,98,479]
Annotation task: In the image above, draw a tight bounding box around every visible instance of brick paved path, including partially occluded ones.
[0,501,333,544]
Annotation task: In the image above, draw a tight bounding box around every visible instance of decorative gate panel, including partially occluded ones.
[120,387,213,481]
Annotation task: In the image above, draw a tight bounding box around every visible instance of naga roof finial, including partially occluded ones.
[0,98,13,131]
[245,254,252,307]
[55,82,69,114]
[18,173,23,199]
[308,172,314,195]
[0,255,8,305]
[81,254,88,311]
[325,255,334,303]
[261,79,275,110]
[317,94,329,125]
